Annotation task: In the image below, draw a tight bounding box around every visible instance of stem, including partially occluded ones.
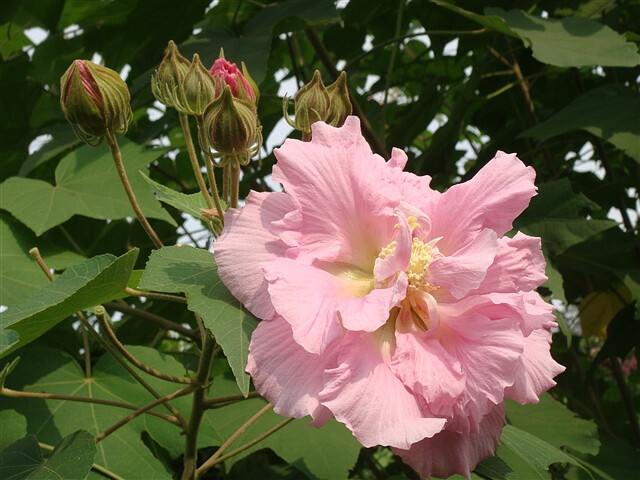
[196,115,225,222]
[609,356,640,447]
[29,247,92,377]
[222,164,230,206]
[229,164,240,208]
[123,287,187,304]
[181,332,216,480]
[203,391,261,409]
[95,306,194,385]
[1,387,178,425]
[105,131,163,249]
[304,27,388,157]
[179,113,215,211]
[95,386,196,442]
[194,404,279,478]
[104,301,198,342]
[196,418,294,476]
[380,0,404,133]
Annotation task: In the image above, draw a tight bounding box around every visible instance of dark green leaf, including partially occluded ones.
[500,424,579,470]
[139,171,212,221]
[0,410,27,451]
[27,430,96,480]
[138,246,257,395]
[0,249,138,357]
[0,435,42,480]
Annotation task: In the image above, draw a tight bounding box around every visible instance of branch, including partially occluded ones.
[95,385,196,442]
[104,301,198,341]
[203,391,261,409]
[95,306,194,385]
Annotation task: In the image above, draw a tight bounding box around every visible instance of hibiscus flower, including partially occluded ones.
[214,116,564,479]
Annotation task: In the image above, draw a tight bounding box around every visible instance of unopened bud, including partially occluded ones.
[60,60,132,145]
[325,71,352,127]
[209,55,258,104]
[203,86,260,159]
[178,54,218,115]
[151,40,190,108]
[285,70,330,135]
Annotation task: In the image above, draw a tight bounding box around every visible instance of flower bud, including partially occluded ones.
[203,86,260,159]
[151,40,190,108]
[285,70,330,135]
[60,59,132,144]
[325,71,352,128]
[178,53,218,115]
[209,56,258,104]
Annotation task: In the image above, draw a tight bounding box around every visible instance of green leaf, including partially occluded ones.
[514,178,616,256]
[0,435,42,480]
[139,171,212,220]
[500,424,579,470]
[0,249,138,357]
[475,455,520,480]
[0,213,86,305]
[430,1,518,37]
[0,140,175,236]
[520,84,640,162]
[2,347,177,479]
[506,394,600,455]
[138,246,257,395]
[0,410,27,451]
[27,430,96,480]
[486,8,640,67]
[201,377,362,480]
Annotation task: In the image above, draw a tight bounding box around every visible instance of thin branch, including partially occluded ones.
[1,387,178,425]
[95,306,194,385]
[29,247,91,377]
[196,412,293,478]
[203,391,261,409]
[123,287,188,304]
[304,27,388,157]
[179,112,215,211]
[380,0,405,133]
[105,131,163,249]
[609,356,640,447]
[95,386,196,442]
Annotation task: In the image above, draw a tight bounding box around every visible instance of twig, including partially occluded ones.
[196,115,226,224]
[195,412,292,477]
[104,301,198,342]
[29,247,91,377]
[609,356,640,447]
[1,387,178,425]
[123,287,187,304]
[380,0,405,133]
[105,131,163,249]
[304,27,388,157]
[95,386,196,442]
[95,306,194,385]
[203,391,261,409]
[179,112,215,211]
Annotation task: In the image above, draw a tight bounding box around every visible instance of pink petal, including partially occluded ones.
[373,212,412,282]
[319,331,446,449]
[272,117,402,269]
[425,151,537,254]
[264,258,405,354]
[246,316,336,422]
[393,403,506,480]
[505,328,565,404]
[437,313,524,430]
[472,232,547,295]
[390,330,465,417]
[214,191,297,319]
[429,228,498,298]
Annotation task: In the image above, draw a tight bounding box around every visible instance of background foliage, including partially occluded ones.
[1,0,639,478]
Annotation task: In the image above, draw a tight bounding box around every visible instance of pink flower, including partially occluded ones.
[209,58,256,102]
[214,117,565,479]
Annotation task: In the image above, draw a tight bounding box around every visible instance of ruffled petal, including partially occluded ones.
[428,228,498,298]
[319,331,446,449]
[437,313,524,430]
[265,258,405,354]
[505,328,566,404]
[393,403,506,480]
[272,117,402,269]
[215,191,297,319]
[425,151,537,254]
[390,330,465,417]
[246,316,336,422]
[472,232,547,295]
